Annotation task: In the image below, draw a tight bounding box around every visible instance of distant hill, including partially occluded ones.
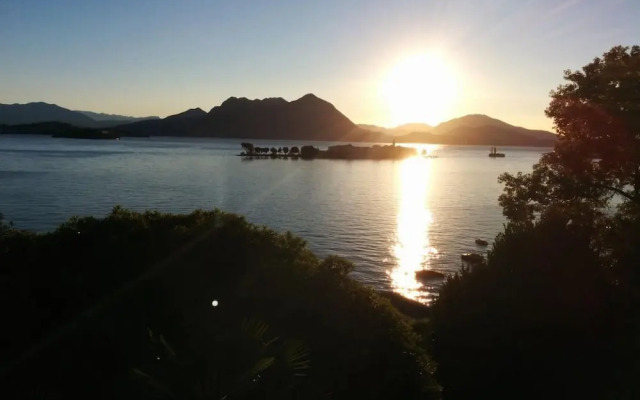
[433,114,507,134]
[0,102,159,128]
[357,122,432,137]
[77,110,159,127]
[2,99,556,146]
[394,131,435,143]
[432,114,556,145]
[0,102,96,127]
[119,94,389,142]
[395,123,433,133]
[118,108,208,137]
[361,116,555,146]
[77,110,159,122]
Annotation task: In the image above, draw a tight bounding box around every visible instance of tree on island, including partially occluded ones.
[431,45,640,400]
[290,146,300,156]
[283,146,289,155]
[300,145,320,159]
[241,142,254,155]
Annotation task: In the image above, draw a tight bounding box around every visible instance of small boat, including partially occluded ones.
[461,253,484,264]
[488,146,505,157]
[475,239,489,246]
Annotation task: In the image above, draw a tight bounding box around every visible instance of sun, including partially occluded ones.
[382,52,458,126]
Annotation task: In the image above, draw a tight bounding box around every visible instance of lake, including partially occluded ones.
[0,135,548,302]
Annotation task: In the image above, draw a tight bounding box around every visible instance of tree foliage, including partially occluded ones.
[0,208,440,399]
[431,215,617,399]
[499,45,640,225]
[432,45,640,400]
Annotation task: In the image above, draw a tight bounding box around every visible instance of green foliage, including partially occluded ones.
[436,45,640,399]
[0,208,439,399]
[241,142,254,154]
[499,45,640,226]
[431,216,618,399]
[299,145,319,159]
[132,319,311,399]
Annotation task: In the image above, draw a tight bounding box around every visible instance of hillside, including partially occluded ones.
[0,102,159,128]
[357,122,432,137]
[0,102,96,127]
[433,114,557,144]
[1,99,556,146]
[76,110,159,122]
[118,108,208,136]
[363,115,555,146]
[119,94,389,142]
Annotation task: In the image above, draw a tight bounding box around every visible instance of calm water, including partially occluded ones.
[0,135,548,302]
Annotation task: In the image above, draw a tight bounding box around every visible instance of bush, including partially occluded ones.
[0,207,439,399]
[430,214,625,399]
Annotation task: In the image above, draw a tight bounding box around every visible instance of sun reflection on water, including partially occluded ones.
[390,147,439,303]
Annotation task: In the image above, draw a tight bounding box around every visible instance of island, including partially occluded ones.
[239,142,417,160]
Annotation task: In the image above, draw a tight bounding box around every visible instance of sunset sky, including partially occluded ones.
[1,0,638,131]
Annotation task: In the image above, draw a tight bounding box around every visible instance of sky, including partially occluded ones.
[0,0,638,131]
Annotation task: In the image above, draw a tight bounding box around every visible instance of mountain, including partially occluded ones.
[433,114,507,134]
[0,102,159,128]
[2,99,556,146]
[77,110,159,123]
[0,102,96,127]
[394,131,435,143]
[395,123,433,133]
[432,114,556,145]
[119,94,388,142]
[361,116,555,146]
[357,122,433,137]
[118,108,208,136]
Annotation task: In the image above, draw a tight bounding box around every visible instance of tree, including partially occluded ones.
[499,45,640,225]
[431,215,615,400]
[240,142,254,155]
[282,146,289,155]
[300,145,320,159]
[0,209,440,399]
[290,146,299,155]
[433,45,640,399]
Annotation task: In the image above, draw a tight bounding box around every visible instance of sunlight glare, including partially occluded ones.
[390,155,438,303]
[382,52,458,126]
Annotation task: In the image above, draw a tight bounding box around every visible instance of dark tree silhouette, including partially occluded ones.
[240,142,254,155]
[300,145,320,159]
[499,45,640,225]
[0,208,440,399]
[432,45,640,400]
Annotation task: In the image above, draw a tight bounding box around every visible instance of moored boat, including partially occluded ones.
[488,146,505,157]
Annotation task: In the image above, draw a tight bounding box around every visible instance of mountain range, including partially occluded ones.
[0,96,557,146]
[0,102,158,128]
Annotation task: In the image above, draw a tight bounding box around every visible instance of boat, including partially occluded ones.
[475,239,489,246]
[488,146,505,157]
[461,253,484,264]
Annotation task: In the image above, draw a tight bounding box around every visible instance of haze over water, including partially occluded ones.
[0,135,547,302]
